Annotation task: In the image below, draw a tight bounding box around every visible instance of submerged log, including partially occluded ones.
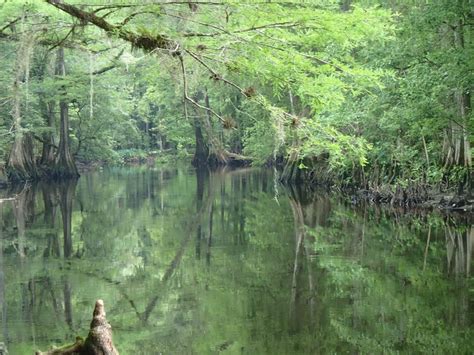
[36,300,118,355]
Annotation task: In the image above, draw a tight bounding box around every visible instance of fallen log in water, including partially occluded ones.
[36,299,118,355]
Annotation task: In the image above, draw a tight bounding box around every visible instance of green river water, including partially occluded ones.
[0,167,472,354]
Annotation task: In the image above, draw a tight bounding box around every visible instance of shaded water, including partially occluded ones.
[0,167,472,354]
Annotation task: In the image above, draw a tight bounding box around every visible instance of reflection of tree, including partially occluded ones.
[141,168,214,323]
[11,186,38,345]
[289,197,305,332]
[287,184,331,335]
[194,168,206,259]
[304,199,474,353]
[63,278,73,331]
[57,180,78,333]
[444,223,472,329]
[206,203,213,266]
[12,186,36,258]
[58,180,77,258]
[1,168,472,353]
[445,224,473,277]
[0,204,9,347]
[196,168,215,265]
[41,184,59,257]
[4,180,79,349]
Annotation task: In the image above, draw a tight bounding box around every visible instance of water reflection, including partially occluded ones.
[0,167,472,354]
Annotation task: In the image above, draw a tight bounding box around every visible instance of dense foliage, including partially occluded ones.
[0,0,471,189]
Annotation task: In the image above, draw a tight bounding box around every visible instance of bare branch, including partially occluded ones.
[92,48,125,75]
[0,16,22,34]
[92,4,139,14]
[186,96,225,123]
[163,11,230,35]
[183,21,300,37]
[163,9,346,73]
[78,1,327,8]
[178,54,189,122]
[178,54,225,123]
[185,48,244,94]
[48,25,75,51]
[120,11,159,26]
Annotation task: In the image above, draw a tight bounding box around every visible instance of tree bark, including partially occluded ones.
[443,13,472,192]
[340,0,352,12]
[45,0,173,53]
[36,300,118,355]
[52,47,79,179]
[191,114,209,167]
[36,51,57,172]
[40,100,56,170]
[6,30,38,182]
[191,91,250,167]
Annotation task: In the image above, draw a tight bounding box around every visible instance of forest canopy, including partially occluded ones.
[0,0,471,193]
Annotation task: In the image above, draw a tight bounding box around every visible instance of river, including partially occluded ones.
[0,167,472,354]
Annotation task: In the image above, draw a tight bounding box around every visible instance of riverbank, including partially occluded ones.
[1,159,472,215]
[278,158,473,213]
[346,186,474,213]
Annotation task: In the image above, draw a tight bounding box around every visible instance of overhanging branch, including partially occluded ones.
[45,0,175,53]
[179,54,225,123]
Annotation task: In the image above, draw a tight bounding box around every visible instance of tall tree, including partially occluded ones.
[6,17,37,182]
[52,46,79,179]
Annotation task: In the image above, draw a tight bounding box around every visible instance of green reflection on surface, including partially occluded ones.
[0,167,472,354]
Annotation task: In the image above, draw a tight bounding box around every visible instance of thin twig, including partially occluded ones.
[48,26,75,51]
[165,9,345,72]
[0,16,22,33]
[185,48,244,93]
[183,21,300,37]
[178,55,189,122]
[178,54,225,123]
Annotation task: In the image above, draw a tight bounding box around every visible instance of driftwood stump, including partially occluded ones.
[36,299,118,355]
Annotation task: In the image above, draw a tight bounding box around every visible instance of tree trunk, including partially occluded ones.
[444,91,471,170]
[6,33,37,182]
[192,91,250,167]
[40,100,56,170]
[340,0,352,12]
[36,300,119,355]
[52,47,79,179]
[443,15,471,192]
[203,90,227,166]
[191,114,209,167]
[7,132,38,182]
[281,152,298,183]
[36,51,56,173]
